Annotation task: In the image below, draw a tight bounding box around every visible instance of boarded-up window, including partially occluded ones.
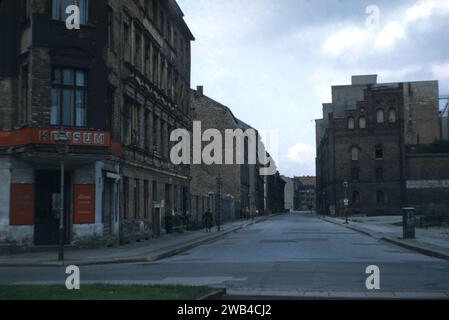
[74,185,95,224]
[10,184,35,225]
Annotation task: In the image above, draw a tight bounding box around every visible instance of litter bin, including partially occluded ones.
[402,207,415,239]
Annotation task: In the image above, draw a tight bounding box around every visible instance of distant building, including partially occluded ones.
[316,75,449,217]
[281,176,300,212]
[265,171,286,215]
[296,176,316,211]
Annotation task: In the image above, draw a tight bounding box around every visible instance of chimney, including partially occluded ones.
[196,85,204,96]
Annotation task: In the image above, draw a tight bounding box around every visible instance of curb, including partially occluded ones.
[0,218,264,267]
[225,288,449,300]
[320,216,449,262]
[197,288,227,301]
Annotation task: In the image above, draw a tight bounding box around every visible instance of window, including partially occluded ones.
[376,167,384,180]
[20,65,29,124]
[347,117,355,129]
[376,190,385,204]
[145,40,151,79]
[131,104,139,144]
[51,67,87,127]
[375,145,383,160]
[144,0,153,17]
[107,7,114,51]
[52,0,88,24]
[359,116,366,129]
[351,168,360,181]
[388,108,397,123]
[377,109,384,123]
[134,27,142,71]
[22,0,30,21]
[351,147,359,161]
[134,179,140,219]
[124,177,130,219]
[123,18,131,62]
[352,191,360,204]
[152,181,158,202]
[144,180,150,219]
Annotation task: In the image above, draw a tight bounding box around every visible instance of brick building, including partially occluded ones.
[316,75,449,217]
[296,176,316,211]
[0,0,194,248]
[281,176,300,212]
[189,86,266,225]
[265,171,286,214]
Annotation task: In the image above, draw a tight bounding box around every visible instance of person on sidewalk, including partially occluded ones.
[203,208,213,233]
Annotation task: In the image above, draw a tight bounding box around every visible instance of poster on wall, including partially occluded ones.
[10,184,35,225]
[74,185,95,224]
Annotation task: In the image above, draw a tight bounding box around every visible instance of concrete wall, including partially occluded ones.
[403,81,440,145]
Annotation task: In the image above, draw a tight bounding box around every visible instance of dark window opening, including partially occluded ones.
[51,67,87,127]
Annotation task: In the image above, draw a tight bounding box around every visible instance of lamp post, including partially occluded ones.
[343,180,349,224]
[55,131,70,261]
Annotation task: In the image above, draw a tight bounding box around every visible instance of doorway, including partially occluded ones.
[34,170,71,245]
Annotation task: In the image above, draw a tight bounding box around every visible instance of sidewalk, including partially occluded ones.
[0,217,268,267]
[321,215,449,261]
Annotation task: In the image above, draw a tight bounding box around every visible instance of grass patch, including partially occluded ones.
[0,284,215,300]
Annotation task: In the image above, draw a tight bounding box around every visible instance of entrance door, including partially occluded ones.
[102,177,114,236]
[34,171,70,245]
[152,207,161,238]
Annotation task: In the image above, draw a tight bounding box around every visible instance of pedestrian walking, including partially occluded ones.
[202,208,213,233]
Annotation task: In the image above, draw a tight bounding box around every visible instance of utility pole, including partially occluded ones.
[55,131,70,261]
[343,180,349,224]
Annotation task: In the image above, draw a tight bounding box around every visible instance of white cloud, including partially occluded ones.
[322,25,368,56]
[431,62,449,80]
[287,143,315,164]
[375,21,406,48]
[322,0,449,58]
[405,0,437,22]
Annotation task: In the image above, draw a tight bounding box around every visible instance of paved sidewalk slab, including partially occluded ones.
[321,215,449,261]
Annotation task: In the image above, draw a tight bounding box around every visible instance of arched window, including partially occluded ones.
[376,190,385,204]
[347,117,355,129]
[351,147,359,161]
[375,145,383,160]
[359,116,366,129]
[377,109,385,123]
[388,108,397,123]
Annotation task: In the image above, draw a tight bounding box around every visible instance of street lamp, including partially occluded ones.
[343,180,349,224]
[54,131,70,261]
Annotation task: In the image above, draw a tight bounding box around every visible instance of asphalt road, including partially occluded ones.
[1,212,449,298]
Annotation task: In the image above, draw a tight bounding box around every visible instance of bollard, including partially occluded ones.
[402,207,415,239]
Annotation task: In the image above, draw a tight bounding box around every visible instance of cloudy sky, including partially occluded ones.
[177,0,449,177]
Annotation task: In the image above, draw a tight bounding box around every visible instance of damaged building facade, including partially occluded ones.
[316,75,449,217]
[0,0,194,248]
[189,86,267,225]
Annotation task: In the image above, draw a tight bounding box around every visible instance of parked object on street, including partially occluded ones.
[403,208,416,239]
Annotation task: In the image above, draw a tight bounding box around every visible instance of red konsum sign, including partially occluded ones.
[0,128,111,147]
